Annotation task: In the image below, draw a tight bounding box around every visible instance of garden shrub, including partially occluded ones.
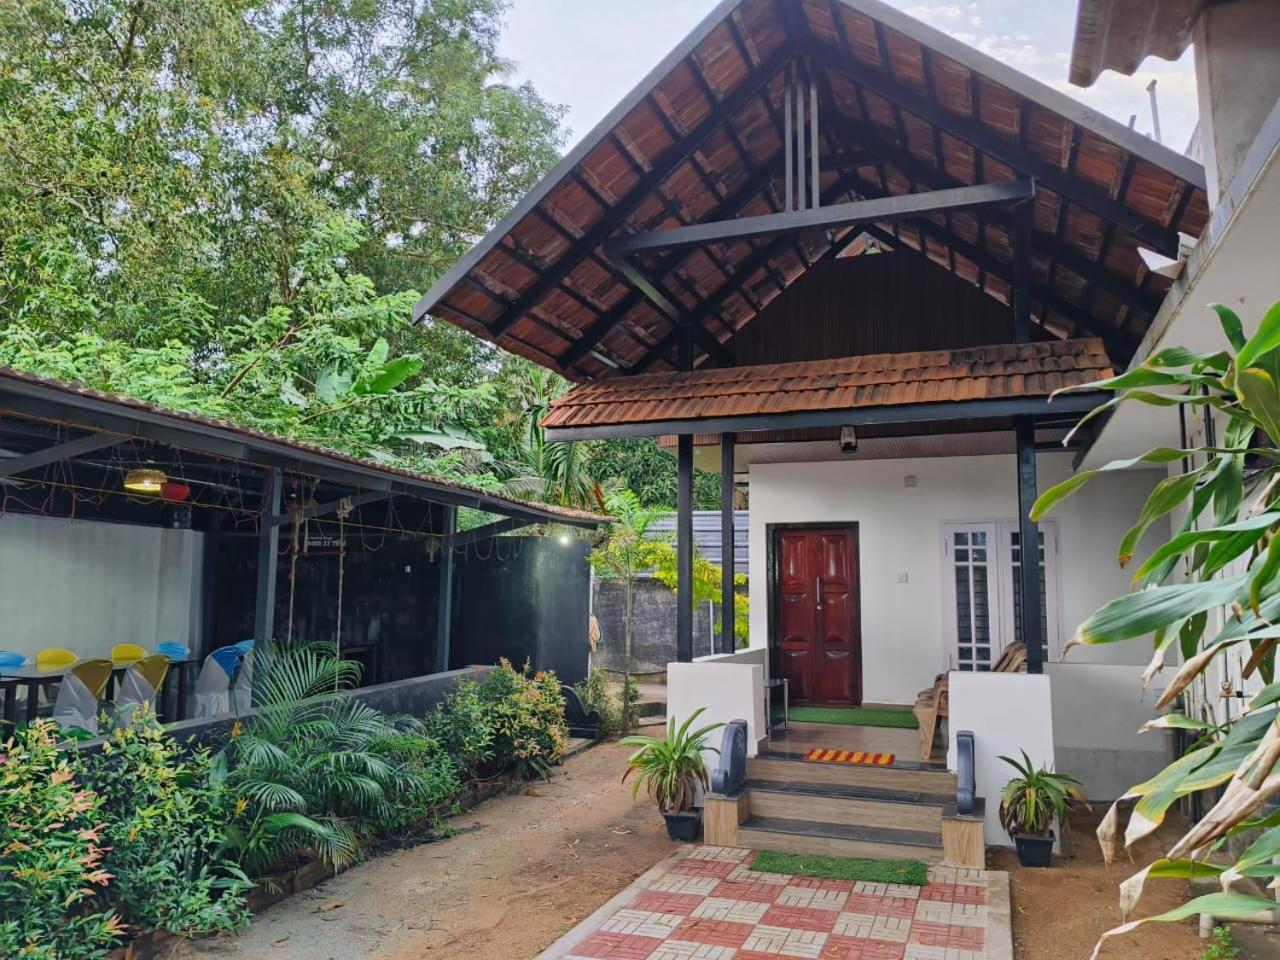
[369,723,463,834]
[574,667,632,738]
[474,659,568,779]
[86,710,250,938]
[424,670,495,775]
[0,721,122,960]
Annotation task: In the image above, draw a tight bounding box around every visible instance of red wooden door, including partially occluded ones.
[775,527,861,706]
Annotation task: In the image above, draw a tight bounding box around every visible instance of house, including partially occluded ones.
[0,365,606,726]
[413,0,1230,856]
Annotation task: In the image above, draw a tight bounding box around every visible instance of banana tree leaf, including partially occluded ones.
[1071,572,1248,647]
[402,430,486,451]
[1118,859,1224,921]
[1235,299,1280,371]
[1091,893,1280,960]
[1031,447,1193,520]
[1137,714,1212,734]
[1132,513,1280,584]
[356,356,423,395]
[316,369,352,405]
[1117,471,1201,568]
[1213,303,1248,351]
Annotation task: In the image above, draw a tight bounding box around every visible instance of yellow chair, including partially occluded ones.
[36,647,77,671]
[111,643,148,666]
[132,654,170,692]
[69,659,113,699]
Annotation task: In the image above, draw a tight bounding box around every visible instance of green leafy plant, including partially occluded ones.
[425,674,496,775]
[1202,925,1240,960]
[472,659,569,781]
[620,709,724,814]
[216,642,444,875]
[86,709,250,938]
[0,721,123,959]
[996,751,1087,838]
[1030,301,1280,954]
[575,667,631,738]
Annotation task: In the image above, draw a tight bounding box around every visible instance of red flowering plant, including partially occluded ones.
[474,659,569,781]
[0,720,123,959]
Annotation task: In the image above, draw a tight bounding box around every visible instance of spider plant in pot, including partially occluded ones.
[620,709,724,841]
[997,751,1088,867]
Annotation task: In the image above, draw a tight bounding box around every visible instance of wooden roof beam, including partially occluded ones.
[480,49,792,339]
[604,179,1034,257]
[801,41,1183,257]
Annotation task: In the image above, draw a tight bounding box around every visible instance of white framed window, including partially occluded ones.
[941,520,1060,670]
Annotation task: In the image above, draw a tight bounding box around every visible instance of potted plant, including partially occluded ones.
[621,709,723,841]
[997,751,1088,867]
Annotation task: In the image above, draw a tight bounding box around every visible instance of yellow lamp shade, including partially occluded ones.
[124,467,167,493]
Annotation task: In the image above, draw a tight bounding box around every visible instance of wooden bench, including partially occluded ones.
[913,643,1027,761]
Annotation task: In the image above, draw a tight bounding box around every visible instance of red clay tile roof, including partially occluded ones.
[542,338,1113,430]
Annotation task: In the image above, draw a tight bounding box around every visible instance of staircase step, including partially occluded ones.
[747,781,945,833]
[738,815,944,863]
[748,754,957,795]
[634,699,664,718]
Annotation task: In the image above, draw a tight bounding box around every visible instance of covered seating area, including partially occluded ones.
[0,365,605,735]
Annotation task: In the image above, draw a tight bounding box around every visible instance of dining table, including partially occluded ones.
[0,653,201,725]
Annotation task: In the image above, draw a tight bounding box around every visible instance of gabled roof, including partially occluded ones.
[1070,0,1205,88]
[541,338,1113,439]
[415,0,1208,381]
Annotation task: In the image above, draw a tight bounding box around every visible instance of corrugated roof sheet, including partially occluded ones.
[647,510,750,569]
[542,338,1113,430]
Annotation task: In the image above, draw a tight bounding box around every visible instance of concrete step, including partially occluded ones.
[634,699,665,718]
[747,753,957,796]
[746,779,946,834]
[737,815,944,863]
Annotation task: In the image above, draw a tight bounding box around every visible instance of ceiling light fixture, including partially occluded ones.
[123,467,167,494]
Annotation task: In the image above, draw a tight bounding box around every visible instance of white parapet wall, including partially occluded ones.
[1046,662,1175,803]
[947,671,1054,848]
[667,647,768,763]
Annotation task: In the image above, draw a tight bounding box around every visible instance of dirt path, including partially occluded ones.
[176,742,675,960]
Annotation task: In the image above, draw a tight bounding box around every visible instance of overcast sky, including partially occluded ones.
[498,0,1198,155]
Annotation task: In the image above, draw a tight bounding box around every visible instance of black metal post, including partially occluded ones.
[253,468,282,642]
[719,433,736,654]
[677,433,694,662]
[1012,198,1033,343]
[1015,418,1044,674]
[435,505,456,673]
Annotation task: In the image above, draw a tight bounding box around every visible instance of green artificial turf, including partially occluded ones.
[778,705,918,729]
[750,849,928,886]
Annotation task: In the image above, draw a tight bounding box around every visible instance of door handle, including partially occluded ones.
[814,577,823,611]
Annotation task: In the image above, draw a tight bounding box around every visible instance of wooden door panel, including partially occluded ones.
[773,526,862,708]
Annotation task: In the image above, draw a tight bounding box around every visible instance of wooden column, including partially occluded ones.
[435,505,456,673]
[1016,418,1044,674]
[252,468,282,642]
[719,433,736,654]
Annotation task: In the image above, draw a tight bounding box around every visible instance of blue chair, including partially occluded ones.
[0,651,25,670]
[193,647,246,718]
[157,642,189,660]
[231,639,255,656]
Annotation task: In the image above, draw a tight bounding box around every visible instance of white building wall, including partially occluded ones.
[0,514,203,662]
[747,452,1169,705]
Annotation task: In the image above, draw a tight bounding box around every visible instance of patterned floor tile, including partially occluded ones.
[818,935,907,960]
[777,884,850,911]
[630,892,708,917]
[684,846,753,863]
[599,908,683,939]
[711,879,789,903]
[832,911,877,939]
[690,896,772,924]
[671,858,742,880]
[672,917,756,948]
[568,930,666,959]
[742,924,830,958]
[649,874,723,896]
[648,941,739,960]
[761,905,843,933]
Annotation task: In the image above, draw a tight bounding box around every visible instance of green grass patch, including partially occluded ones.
[750,849,928,886]
[779,706,918,729]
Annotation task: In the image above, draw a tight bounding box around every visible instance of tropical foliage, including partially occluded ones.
[621,709,723,814]
[1030,301,1280,956]
[0,722,122,959]
[996,751,1087,838]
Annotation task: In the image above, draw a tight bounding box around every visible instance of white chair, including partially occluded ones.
[230,648,255,713]
[114,655,169,725]
[192,648,241,719]
[52,671,102,735]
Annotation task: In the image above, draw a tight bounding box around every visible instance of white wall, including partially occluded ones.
[668,648,768,763]
[0,514,203,662]
[948,672,1054,848]
[747,453,1169,704]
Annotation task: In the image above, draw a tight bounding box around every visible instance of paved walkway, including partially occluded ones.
[539,846,1012,960]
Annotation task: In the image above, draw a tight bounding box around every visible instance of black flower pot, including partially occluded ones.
[1013,831,1054,867]
[663,808,703,842]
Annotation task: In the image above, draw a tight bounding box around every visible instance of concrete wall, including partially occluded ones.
[948,672,1055,848]
[746,453,1169,704]
[592,577,716,675]
[1047,662,1175,802]
[667,648,768,762]
[0,514,203,662]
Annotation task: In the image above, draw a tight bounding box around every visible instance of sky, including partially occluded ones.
[498,0,1199,155]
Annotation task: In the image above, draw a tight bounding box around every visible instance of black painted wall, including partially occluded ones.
[449,536,592,686]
